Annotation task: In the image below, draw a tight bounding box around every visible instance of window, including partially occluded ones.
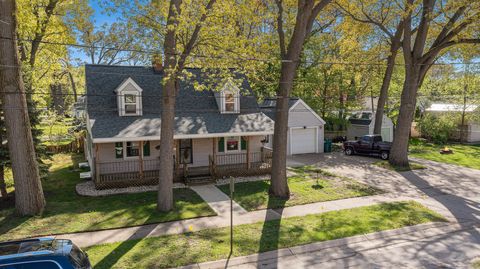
[115,141,150,159]
[126,142,140,157]
[179,139,192,164]
[226,136,239,152]
[124,94,137,114]
[225,93,235,112]
[218,137,248,153]
[115,142,123,159]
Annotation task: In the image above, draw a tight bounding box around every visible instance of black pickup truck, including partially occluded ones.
[342,135,392,160]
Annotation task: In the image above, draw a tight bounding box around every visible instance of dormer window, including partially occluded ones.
[115,77,143,116]
[124,94,137,114]
[224,92,236,112]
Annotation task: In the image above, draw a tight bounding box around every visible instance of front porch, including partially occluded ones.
[93,146,273,189]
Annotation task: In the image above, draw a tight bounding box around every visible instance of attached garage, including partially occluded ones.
[261,98,326,155]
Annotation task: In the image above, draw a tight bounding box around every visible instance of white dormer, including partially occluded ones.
[215,81,240,114]
[115,77,143,116]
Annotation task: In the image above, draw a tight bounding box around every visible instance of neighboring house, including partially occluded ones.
[346,111,394,142]
[260,97,326,155]
[85,65,274,189]
[72,95,86,119]
[424,103,480,142]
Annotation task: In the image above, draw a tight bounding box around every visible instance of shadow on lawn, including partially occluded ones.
[93,214,160,269]
[256,194,287,268]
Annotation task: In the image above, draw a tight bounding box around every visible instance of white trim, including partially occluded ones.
[220,81,240,114]
[289,126,319,154]
[289,99,326,125]
[114,141,151,160]
[92,131,274,143]
[115,77,143,116]
[115,77,143,93]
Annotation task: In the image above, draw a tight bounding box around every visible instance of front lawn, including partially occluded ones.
[217,166,381,211]
[86,201,445,269]
[0,154,215,241]
[409,139,480,170]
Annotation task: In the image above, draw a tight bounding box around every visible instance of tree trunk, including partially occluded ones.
[0,164,7,198]
[373,45,400,135]
[388,67,419,168]
[67,71,78,102]
[0,0,45,215]
[157,0,180,212]
[270,61,298,198]
[157,78,176,212]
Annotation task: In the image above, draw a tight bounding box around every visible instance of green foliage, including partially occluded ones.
[417,114,458,144]
[86,201,445,269]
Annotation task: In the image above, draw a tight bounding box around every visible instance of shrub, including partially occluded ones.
[417,114,457,144]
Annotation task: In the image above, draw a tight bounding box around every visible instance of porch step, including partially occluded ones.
[186,175,215,186]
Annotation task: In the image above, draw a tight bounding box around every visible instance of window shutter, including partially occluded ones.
[218,137,224,152]
[143,141,150,157]
[115,142,123,159]
[241,137,247,150]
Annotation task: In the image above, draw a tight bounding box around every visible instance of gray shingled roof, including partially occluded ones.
[259,97,299,120]
[86,65,274,140]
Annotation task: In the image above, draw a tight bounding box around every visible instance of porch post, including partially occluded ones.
[139,141,144,179]
[94,144,100,184]
[212,137,217,176]
[246,136,250,169]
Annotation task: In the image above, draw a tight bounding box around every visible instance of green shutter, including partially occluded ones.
[241,137,247,150]
[143,141,150,156]
[218,138,224,152]
[115,142,123,159]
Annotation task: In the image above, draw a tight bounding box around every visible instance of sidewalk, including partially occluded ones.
[59,187,428,247]
[177,221,480,269]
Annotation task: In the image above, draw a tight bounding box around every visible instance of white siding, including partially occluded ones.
[468,124,480,142]
[288,102,324,127]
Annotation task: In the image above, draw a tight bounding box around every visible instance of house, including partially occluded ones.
[346,111,394,142]
[84,64,275,189]
[72,95,86,119]
[424,103,480,142]
[260,97,326,155]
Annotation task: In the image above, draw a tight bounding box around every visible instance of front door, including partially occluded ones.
[179,139,193,165]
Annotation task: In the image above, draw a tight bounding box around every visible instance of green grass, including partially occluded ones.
[409,139,480,170]
[86,201,446,269]
[373,160,427,172]
[0,154,215,241]
[217,166,381,211]
[4,168,14,194]
[472,259,480,269]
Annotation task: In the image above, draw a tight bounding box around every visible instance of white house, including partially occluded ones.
[346,111,394,142]
[260,98,326,155]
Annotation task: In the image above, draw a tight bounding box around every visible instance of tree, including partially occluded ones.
[157,0,217,211]
[390,0,480,167]
[270,0,332,198]
[0,0,46,215]
[336,0,404,135]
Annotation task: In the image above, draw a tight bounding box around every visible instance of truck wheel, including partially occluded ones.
[345,147,354,156]
[381,151,389,160]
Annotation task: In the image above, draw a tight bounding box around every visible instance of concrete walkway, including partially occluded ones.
[189,185,247,216]
[61,191,420,247]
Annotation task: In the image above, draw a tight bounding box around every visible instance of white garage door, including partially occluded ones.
[291,128,317,154]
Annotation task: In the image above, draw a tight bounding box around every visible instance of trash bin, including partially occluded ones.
[324,139,332,153]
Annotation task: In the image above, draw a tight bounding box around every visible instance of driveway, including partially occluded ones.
[287,152,480,265]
